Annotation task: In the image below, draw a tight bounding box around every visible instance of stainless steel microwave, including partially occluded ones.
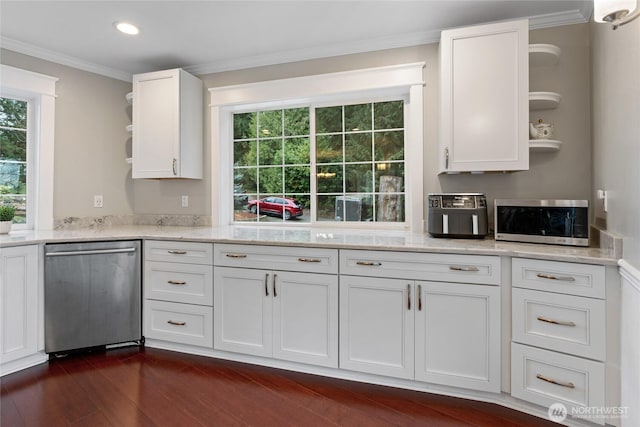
[494,199,589,247]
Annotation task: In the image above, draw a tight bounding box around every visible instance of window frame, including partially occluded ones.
[210,63,425,232]
[0,65,57,230]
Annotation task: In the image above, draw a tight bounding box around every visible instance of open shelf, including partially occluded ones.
[529,91,561,110]
[529,139,562,152]
[529,44,561,67]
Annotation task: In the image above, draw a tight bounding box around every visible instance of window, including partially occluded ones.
[1,65,57,230]
[211,63,425,231]
[232,100,406,224]
[0,97,29,225]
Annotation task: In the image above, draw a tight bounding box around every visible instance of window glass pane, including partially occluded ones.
[376,193,405,222]
[344,133,372,163]
[345,163,373,193]
[317,195,339,221]
[345,103,371,132]
[375,163,404,192]
[374,100,403,130]
[316,165,343,193]
[258,139,282,166]
[233,140,255,166]
[316,134,342,163]
[284,165,310,194]
[258,110,282,137]
[284,138,309,164]
[316,106,342,133]
[234,168,257,193]
[284,107,309,136]
[258,167,283,194]
[0,97,28,225]
[374,131,404,161]
[233,112,256,139]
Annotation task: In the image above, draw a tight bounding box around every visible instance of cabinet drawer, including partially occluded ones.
[214,244,338,274]
[144,261,213,305]
[144,240,213,265]
[340,250,500,284]
[512,288,605,361]
[511,343,604,418]
[144,300,213,348]
[512,258,605,299]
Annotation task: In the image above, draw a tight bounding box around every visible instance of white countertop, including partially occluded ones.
[0,225,619,266]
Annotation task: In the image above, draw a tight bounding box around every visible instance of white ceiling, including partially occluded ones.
[0,1,593,82]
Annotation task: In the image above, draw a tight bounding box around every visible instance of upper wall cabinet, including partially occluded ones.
[132,68,203,179]
[439,20,529,173]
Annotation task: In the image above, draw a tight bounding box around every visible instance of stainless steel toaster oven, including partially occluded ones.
[427,193,488,238]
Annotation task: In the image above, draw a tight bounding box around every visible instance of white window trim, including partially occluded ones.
[1,65,57,230]
[210,62,425,232]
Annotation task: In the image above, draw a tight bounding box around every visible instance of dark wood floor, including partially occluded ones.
[1,347,557,426]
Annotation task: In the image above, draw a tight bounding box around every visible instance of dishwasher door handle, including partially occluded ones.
[45,247,137,257]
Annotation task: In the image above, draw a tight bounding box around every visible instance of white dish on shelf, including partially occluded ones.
[529,44,561,67]
[529,139,562,152]
[529,91,561,110]
[126,92,133,104]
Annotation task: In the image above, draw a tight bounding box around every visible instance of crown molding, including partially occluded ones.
[0,37,132,82]
[1,6,591,80]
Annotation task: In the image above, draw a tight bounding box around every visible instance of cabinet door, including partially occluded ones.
[415,281,500,392]
[132,69,179,178]
[1,245,38,365]
[440,19,528,173]
[339,276,414,379]
[213,267,272,357]
[272,271,338,368]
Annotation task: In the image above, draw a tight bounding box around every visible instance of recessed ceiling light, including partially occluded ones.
[114,21,140,35]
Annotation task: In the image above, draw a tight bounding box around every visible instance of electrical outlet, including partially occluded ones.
[181,195,189,208]
[94,195,104,208]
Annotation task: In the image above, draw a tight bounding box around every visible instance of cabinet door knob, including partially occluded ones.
[172,158,178,175]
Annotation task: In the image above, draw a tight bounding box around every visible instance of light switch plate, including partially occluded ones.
[181,195,189,208]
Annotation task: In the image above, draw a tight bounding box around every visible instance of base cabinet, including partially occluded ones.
[1,245,43,375]
[339,275,500,392]
[214,266,338,368]
[415,281,500,392]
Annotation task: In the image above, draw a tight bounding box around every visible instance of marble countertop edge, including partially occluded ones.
[0,225,620,266]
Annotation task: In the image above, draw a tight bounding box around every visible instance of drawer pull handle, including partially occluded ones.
[407,284,411,311]
[226,253,247,258]
[356,261,382,267]
[167,250,187,255]
[298,258,321,263]
[536,273,576,282]
[536,373,575,389]
[537,316,576,327]
[167,320,186,326]
[167,280,187,285]
[449,265,480,272]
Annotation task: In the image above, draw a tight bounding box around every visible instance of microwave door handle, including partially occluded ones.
[472,214,479,235]
[443,214,449,234]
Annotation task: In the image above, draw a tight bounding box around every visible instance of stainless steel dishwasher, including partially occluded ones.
[44,240,142,354]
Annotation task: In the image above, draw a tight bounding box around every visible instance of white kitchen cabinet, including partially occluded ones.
[439,19,529,173]
[415,281,500,392]
[510,258,611,425]
[132,68,203,179]
[1,245,45,376]
[339,250,501,392]
[339,275,414,379]
[143,240,214,348]
[213,244,339,368]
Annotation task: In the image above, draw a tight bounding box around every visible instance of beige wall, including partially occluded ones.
[0,49,134,220]
[2,23,594,229]
[591,19,640,269]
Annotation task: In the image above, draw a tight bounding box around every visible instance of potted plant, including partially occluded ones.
[0,205,15,234]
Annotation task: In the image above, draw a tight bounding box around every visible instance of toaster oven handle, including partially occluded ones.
[449,265,480,272]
